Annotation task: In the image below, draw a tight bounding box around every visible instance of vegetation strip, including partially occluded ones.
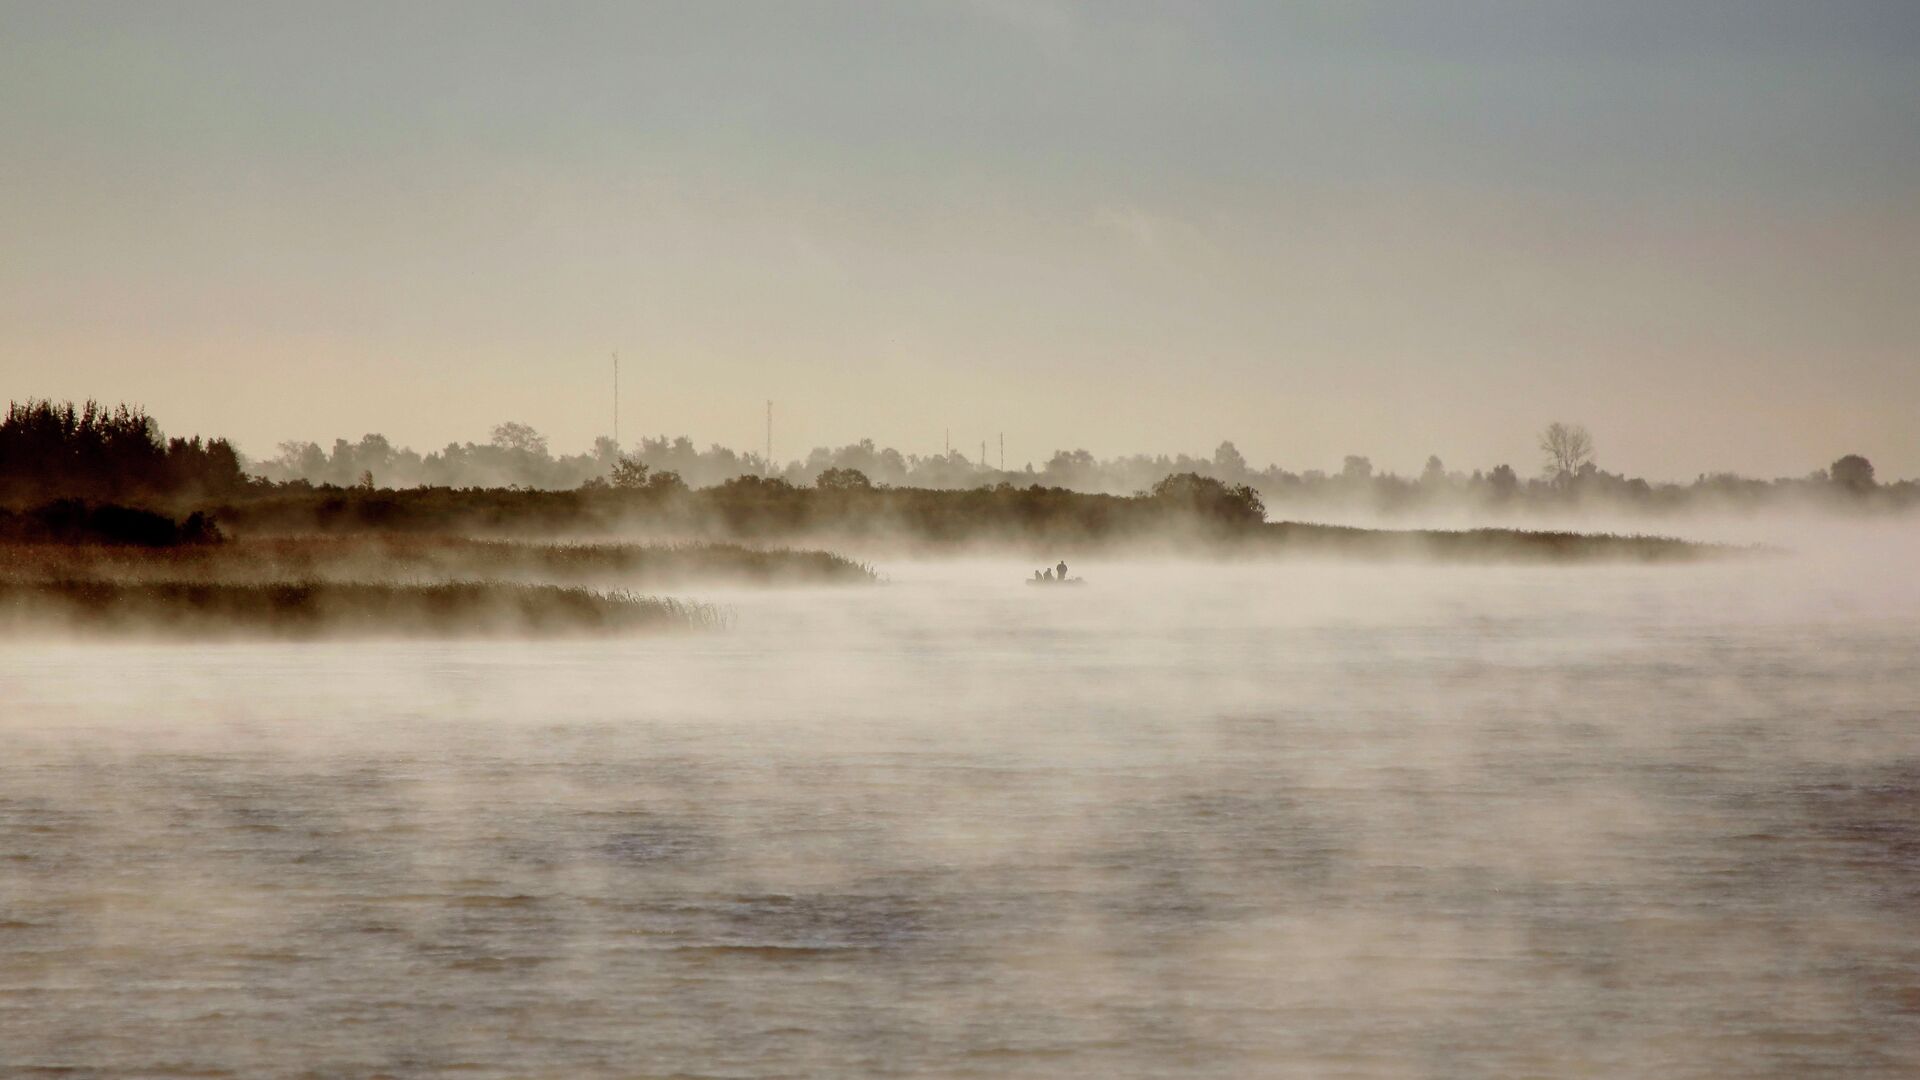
[0,535,876,586]
[0,580,721,639]
[2,400,1745,563]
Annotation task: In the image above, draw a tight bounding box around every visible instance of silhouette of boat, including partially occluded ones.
[1025,577,1086,586]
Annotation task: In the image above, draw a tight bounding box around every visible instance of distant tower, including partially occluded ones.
[980,440,986,468]
[765,400,773,477]
[945,428,950,456]
[612,352,620,450]
[999,432,1005,471]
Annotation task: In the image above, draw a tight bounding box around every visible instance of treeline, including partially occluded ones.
[3,399,1266,544]
[259,423,625,491]
[4,401,1725,560]
[0,400,248,504]
[10,400,1911,525]
[214,471,1268,545]
[256,421,1915,516]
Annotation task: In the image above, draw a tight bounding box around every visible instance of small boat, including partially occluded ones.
[1025,577,1086,586]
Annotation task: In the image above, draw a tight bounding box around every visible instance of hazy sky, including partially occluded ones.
[3,1,1917,479]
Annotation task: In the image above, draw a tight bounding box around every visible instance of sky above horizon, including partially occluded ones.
[3,1,1918,480]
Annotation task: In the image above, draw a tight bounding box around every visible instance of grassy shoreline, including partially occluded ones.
[0,580,721,639]
[0,536,876,587]
[1256,521,1731,562]
[194,487,1732,562]
[799,522,1734,563]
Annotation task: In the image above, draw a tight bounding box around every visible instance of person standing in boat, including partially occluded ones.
[1056,560,1068,581]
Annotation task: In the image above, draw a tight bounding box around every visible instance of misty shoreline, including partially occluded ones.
[0,402,1774,643]
[0,535,878,587]
[0,580,722,641]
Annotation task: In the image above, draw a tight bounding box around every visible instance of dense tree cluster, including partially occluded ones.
[0,400,245,504]
[1148,473,1266,526]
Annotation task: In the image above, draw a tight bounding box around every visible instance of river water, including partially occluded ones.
[3,534,1918,1077]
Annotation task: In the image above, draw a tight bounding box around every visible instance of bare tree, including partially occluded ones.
[1539,422,1594,485]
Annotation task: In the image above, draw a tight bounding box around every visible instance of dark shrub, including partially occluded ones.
[0,500,224,547]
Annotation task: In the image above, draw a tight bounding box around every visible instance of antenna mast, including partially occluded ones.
[765,400,772,477]
[999,432,1004,471]
[612,352,620,450]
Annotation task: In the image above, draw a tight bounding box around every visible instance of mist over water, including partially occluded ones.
[4,526,1918,1078]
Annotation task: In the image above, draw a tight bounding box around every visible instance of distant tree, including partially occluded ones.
[1421,455,1447,485]
[1212,441,1248,479]
[353,433,396,472]
[273,440,328,479]
[1539,422,1594,485]
[816,466,873,491]
[357,470,375,490]
[1149,472,1265,526]
[1488,463,1518,497]
[490,421,549,457]
[610,454,651,490]
[645,469,687,494]
[1341,455,1373,483]
[1042,449,1098,489]
[1829,454,1875,494]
